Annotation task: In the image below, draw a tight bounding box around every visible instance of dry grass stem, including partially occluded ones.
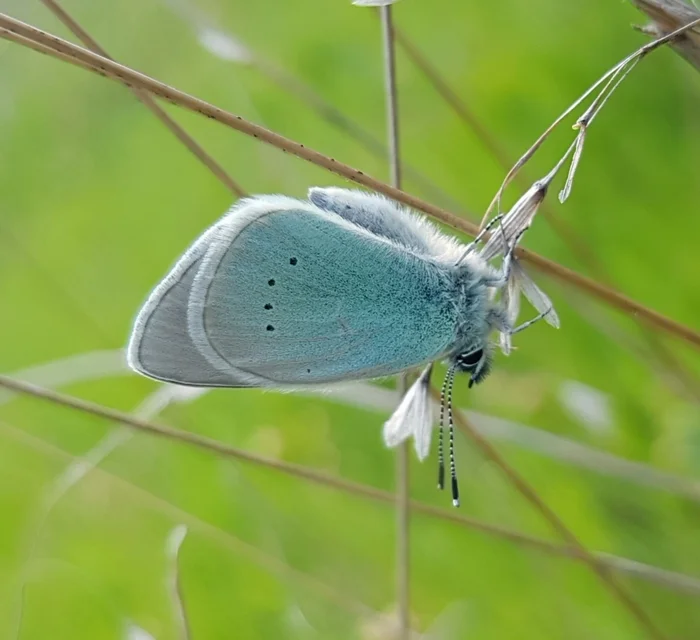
[2,375,700,599]
[39,0,246,197]
[375,5,411,638]
[481,16,700,226]
[388,25,700,400]
[1,13,699,347]
[4,351,698,501]
[449,409,668,640]
[630,0,700,70]
[392,25,605,278]
[390,26,699,399]
[0,421,374,618]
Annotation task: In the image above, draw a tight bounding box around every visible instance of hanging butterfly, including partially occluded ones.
[127,186,559,506]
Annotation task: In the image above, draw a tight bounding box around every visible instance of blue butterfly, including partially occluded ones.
[127,187,558,505]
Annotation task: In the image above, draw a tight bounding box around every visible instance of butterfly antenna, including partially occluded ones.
[447,367,460,507]
[437,368,450,490]
[455,212,504,266]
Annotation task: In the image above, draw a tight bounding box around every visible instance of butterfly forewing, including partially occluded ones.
[130,196,461,387]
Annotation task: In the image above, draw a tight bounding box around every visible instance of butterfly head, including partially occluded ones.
[452,345,493,388]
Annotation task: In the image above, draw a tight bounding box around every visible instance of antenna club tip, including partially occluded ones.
[452,499,460,507]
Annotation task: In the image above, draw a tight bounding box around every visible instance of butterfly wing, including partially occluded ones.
[308,187,462,262]
[129,196,458,387]
[127,224,251,386]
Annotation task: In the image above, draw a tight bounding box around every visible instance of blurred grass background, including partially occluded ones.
[1,0,700,637]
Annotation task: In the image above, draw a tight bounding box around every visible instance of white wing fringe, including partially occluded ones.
[382,364,434,461]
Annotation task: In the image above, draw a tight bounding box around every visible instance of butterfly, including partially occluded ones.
[127,186,558,505]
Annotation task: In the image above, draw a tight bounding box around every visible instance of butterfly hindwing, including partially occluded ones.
[127,225,251,387]
[308,187,461,261]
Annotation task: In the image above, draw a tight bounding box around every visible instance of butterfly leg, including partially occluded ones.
[485,306,510,333]
[501,228,528,283]
[510,304,554,335]
[479,227,528,289]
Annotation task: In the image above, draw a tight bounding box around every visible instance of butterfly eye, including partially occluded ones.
[456,348,483,370]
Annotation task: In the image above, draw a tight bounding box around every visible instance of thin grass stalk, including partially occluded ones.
[377,5,411,638]
[392,25,604,273]
[1,14,699,348]
[0,421,374,619]
[390,26,700,401]
[2,375,700,597]
[451,409,667,640]
[39,0,245,198]
[482,16,700,224]
[5,350,700,500]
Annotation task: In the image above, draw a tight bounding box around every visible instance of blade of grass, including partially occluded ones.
[165,525,191,640]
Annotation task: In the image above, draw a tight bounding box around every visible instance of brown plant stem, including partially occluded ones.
[39,0,245,198]
[0,421,373,619]
[391,25,700,400]
[1,13,699,348]
[2,374,700,598]
[450,408,667,639]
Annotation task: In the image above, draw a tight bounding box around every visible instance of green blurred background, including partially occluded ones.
[2,0,700,637]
